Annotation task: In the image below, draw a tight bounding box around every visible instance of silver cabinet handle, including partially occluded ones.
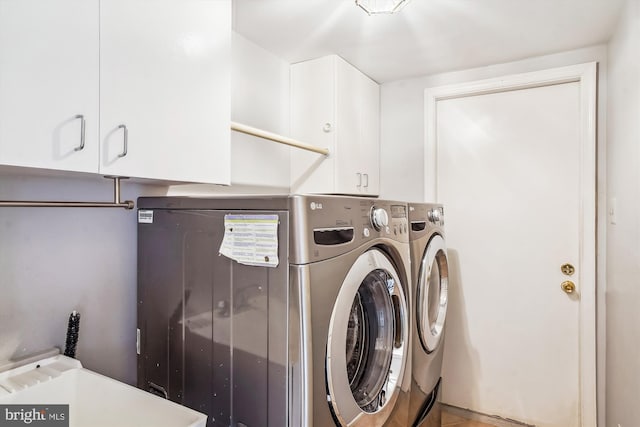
[74,114,86,152]
[363,173,369,188]
[117,124,128,158]
[357,172,362,187]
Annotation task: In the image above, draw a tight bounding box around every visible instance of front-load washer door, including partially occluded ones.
[326,248,409,427]
[417,234,449,353]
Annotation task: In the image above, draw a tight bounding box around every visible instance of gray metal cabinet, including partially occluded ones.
[137,208,288,427]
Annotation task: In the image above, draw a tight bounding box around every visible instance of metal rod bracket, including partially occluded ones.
[0,176,135,209]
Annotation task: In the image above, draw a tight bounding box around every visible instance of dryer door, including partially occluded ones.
[417,234,449,353]
[326,248,409,427]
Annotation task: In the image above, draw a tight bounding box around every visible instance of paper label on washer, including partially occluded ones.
[138,210,154,224]
[219,214,279,267]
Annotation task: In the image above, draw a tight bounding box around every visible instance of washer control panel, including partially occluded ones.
[362,202,408,241]
[294,196,409,263]
[300,196,409,247]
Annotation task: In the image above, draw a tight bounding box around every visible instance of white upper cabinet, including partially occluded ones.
[99,0,230,184]
[290,55,380,196]
[359,73,380,195]
[0,0,231,185]
[0,0,100,173]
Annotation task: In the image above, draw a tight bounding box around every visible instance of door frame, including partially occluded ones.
[424,62,597,427]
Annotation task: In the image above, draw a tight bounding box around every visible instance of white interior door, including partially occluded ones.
[425,65,596,427]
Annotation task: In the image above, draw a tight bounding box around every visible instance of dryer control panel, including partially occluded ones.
[409,203,445,226]
[427,206,444,226]
[408,202,445,241]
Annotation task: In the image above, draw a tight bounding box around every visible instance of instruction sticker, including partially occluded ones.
[138,210,154,224]
[219,214,279,267]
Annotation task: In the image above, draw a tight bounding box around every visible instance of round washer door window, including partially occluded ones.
[417,234,449,353]
[326,248,408,427]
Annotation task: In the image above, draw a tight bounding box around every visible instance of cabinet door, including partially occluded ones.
[290,55,380,196]
[0,0,99,172]
[290,56,337,193]
[335,57,364,194]
[99,0,231,184]
[360,75,380,196]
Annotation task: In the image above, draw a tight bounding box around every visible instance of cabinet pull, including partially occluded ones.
[148,382,168,399]
[73,114,86,152]
[357,172,362,188]
[117,124,128,158]
[363,173,369,188]
[322,123,332,133]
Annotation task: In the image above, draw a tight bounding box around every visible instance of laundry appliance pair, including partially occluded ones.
[136,195,421,427]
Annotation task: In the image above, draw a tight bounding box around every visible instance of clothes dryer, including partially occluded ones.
[137,195,412,427]
[407,203,449,427]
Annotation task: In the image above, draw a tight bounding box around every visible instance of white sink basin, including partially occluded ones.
[0,354,206,427]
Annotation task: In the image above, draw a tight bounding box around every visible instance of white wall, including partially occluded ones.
[381,45,609,426]
[229,33,290,189]
[0,32,291,384]
[0,173,165,383]
[606,1,640,426]
[380,44,608,201]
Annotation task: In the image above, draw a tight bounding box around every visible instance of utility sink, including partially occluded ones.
[0,353,206,427]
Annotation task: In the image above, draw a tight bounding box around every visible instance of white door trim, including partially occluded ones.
[424,62,597,427]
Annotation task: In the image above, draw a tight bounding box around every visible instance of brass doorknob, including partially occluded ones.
[561,281,576,294]
[561,263,575,276]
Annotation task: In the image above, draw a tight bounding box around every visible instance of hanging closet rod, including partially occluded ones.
[231,121,330,156]
[0,176,134,209]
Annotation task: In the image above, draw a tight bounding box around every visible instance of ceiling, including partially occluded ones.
[233,0,625,83]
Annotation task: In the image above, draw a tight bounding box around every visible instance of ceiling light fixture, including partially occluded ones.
[355,0,411,15]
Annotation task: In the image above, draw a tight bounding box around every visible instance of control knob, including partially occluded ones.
[370,207,389,231]
[428,208,441,223]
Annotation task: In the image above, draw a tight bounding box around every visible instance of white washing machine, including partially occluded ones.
[407,203,449,427]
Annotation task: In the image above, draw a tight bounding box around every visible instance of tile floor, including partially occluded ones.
[442,410,497,427]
